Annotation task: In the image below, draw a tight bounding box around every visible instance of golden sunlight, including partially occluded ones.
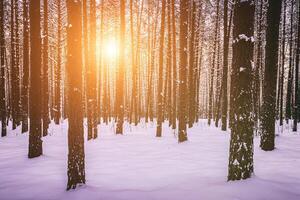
[104,38,118,59]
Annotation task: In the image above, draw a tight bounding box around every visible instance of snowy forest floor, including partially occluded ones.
[0,120,300,200]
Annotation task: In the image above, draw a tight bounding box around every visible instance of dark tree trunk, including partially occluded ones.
[293,0,300,131]
[228,0,255,181]
[28,0,43,158]
[221,0,229,131]
[0,0,6,137]
[285,0,294,123]
[253,0,263,133]
[260,0,282,151]
[66,0,85,190]
[208,0,220,126]
[178,0,188,143]
[279,0,286,126]
[11,0,21,130]
[21,0,29,134]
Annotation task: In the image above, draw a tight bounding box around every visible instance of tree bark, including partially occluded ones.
[66,0,85,190]
[228,0,255,181]
[28,0,43,158]
[260,0,282,151]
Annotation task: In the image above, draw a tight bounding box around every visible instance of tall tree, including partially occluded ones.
[11,0,20,130]
[178,0,188,143]
[171,0,177,129]
[156,0,166,137]
[286,0,294,123]
[260,0,282,151]
[279,0,286,126]
[228,0,255,181]
[54,0,62,125]
[0,0,6,137]
[221,0,229,131]
[208,0,220,126]
[188,0,196,128]
[21,0,29,133]
[87,0,98,139]
[42,0,50,136]
[66,0,85,190]
[293,0,300,132]
[28,0,43,158]
[116,0,125,135]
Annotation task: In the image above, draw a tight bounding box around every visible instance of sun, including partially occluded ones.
[104,38,118,58]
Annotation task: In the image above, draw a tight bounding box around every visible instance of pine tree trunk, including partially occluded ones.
[87,0,98,139]
[285,0,294,123]
[42,0,50,136]
[54,0,62,125]
[171,0,177,130]
[0,0,6,137]
[178,0,188,143]
[156,0,166,137]
[188,1,196,128]
[279,0,286,126]
[116,0,125,135]
[66,0,85,190]
[21,0,29,134]
[260,0,282,151]
[253,0,263,133]
[228,0,255,181]
[208,0,220,126]
[221,0,229,131]
[293,0,300,131]
[11,0,20,130]
[28,0,43,158]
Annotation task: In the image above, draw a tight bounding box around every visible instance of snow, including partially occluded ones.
[0,120,300,200]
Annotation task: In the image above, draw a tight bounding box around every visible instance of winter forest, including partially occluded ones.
[0,0,300,199]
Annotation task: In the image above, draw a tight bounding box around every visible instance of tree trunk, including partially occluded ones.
[293,0,300,131]
[228,0,255,181]
[54,0,62,125]
[221,0,229,131]
[279,0,286,126]
[178,0,188,143]
[0,0,6,137]
[66,0,85,190]
[171,0,177,129]
[208,0,220,126]
[156,0,166,137]
[28,0,43,158]
[42,0,50,136]
[116,0,125,135]
[285,0,294,123]
[260,0,282,151]
[87,0,98,139]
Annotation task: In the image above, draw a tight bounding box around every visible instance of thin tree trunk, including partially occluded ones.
[178,0,188,143]
[116,0,125,135]
[156,0,166,137]
[260,0,282,151]
[42,0,50,136]
[0,0,6,136]
[293,0,300,131]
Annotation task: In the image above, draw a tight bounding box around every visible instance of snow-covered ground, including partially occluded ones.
[0,120,300,200]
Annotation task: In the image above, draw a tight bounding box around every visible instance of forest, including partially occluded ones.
[0,0,300,199]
